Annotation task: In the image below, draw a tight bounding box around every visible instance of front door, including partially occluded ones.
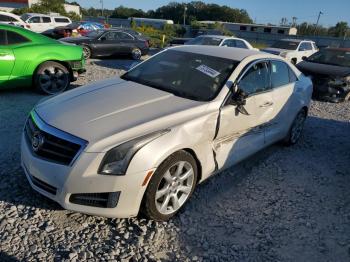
[0,30,15,85]
[95,31,124,56]
[214,61,273,169]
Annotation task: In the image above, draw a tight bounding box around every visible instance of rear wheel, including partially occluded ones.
[34,61,70,95]
[141,151,198,221]
[283,109,307,146]
[131,48,142,60]
[82,45,92,59]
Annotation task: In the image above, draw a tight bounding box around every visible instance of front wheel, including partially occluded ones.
[34,61,70,95]
[141,151,198,221]
[283,109,307,146]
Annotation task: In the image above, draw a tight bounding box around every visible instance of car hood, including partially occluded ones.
[261,48,290,55]
[35,78,207,150]
[297,61,350,78]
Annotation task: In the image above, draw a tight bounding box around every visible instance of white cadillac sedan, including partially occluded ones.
[21,46,312,221]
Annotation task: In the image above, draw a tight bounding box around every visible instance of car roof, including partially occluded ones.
[196,35,241,40]
[170,45,261,61]
[0,11,20,18]
[280,38,314,43]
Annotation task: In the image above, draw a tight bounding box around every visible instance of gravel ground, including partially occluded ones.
[0,58,350,262]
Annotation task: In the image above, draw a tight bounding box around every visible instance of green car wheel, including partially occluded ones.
[34,61,70,95]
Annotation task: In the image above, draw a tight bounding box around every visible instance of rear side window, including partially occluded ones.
[0,30,6,45]
[271,61,290,88]
[7,31,30,45]
[55,18,70,23]
[289,68,298,82]
[0,14,16,22]
[236,40,248,49]
[222,40,236,47]
[42,17,51,23]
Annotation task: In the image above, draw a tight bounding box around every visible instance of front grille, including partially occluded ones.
[69,192,120,208]
[24,114,82,165]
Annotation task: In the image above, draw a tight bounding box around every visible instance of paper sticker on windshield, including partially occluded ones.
[196,65,220,78]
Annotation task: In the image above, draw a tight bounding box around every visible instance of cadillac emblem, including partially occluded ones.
[32,131,45,152]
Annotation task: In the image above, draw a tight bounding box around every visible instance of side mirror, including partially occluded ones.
[302,56,307,61]
[100,37,106,41]
[230,84,250,115]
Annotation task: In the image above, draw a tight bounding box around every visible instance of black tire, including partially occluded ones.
[34,61,70,95]
[131,47,142,60]
[82,45,92,59]
[141,150,198,221]
[283,109,307,146]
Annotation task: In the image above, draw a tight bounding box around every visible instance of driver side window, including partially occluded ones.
[239,62,270,95]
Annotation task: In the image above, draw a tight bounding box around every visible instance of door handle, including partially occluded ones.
[259,101,273,108]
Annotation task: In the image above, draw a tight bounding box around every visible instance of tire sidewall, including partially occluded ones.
[142,151,198,221]
[285,109,307,145]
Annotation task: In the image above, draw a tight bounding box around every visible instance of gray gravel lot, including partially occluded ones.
[0,58,350,262]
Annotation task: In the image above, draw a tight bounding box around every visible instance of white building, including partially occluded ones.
[0,0,81,16]
[199,21,297,35]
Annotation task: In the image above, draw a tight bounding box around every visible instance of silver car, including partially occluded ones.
[21,46,312,221]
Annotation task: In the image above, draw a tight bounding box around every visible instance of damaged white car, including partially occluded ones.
[21,46,312,221]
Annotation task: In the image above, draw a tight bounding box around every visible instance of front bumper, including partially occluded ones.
[21,134,152,218]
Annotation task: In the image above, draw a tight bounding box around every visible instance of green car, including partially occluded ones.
[0,24,85,95]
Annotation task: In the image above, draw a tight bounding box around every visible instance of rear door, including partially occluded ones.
[27,16,43,32]
[0,30,15,85]
[265,60,298,144]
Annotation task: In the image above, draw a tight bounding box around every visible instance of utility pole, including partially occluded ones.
[314,11,323,35]
[183,5,187,26]
[100,0,104,18]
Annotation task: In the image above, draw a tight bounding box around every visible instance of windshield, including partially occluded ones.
[186,36,223,46]
[121,50,238,101]
[271,40,299,50]
[307,49,350,67]
[20,14,30,22]
[85,30,104,38]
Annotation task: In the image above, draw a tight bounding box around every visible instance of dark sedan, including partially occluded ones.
[297,48,350,102]
[60,29,149,60]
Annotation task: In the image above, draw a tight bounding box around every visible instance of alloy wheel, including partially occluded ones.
[38,66,69,95]
[83,46,91,59]
[131,48,142,60]
[155,161,195,215]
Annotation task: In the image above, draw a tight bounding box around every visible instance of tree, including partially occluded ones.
[110,6,147,19]
[329,21,348,37]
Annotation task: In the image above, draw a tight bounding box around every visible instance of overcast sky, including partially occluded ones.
[69,0,350,26]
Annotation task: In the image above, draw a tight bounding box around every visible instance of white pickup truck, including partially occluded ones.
[262,39,318,65]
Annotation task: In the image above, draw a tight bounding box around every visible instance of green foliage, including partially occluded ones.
[151,1,253,25]
[329,21,349,37]
[190,20,234,36]
[133,24,185,48]
[110,6,146,19]
[13,0,81,21]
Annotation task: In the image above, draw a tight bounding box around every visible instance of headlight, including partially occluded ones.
[98,129,170,175]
